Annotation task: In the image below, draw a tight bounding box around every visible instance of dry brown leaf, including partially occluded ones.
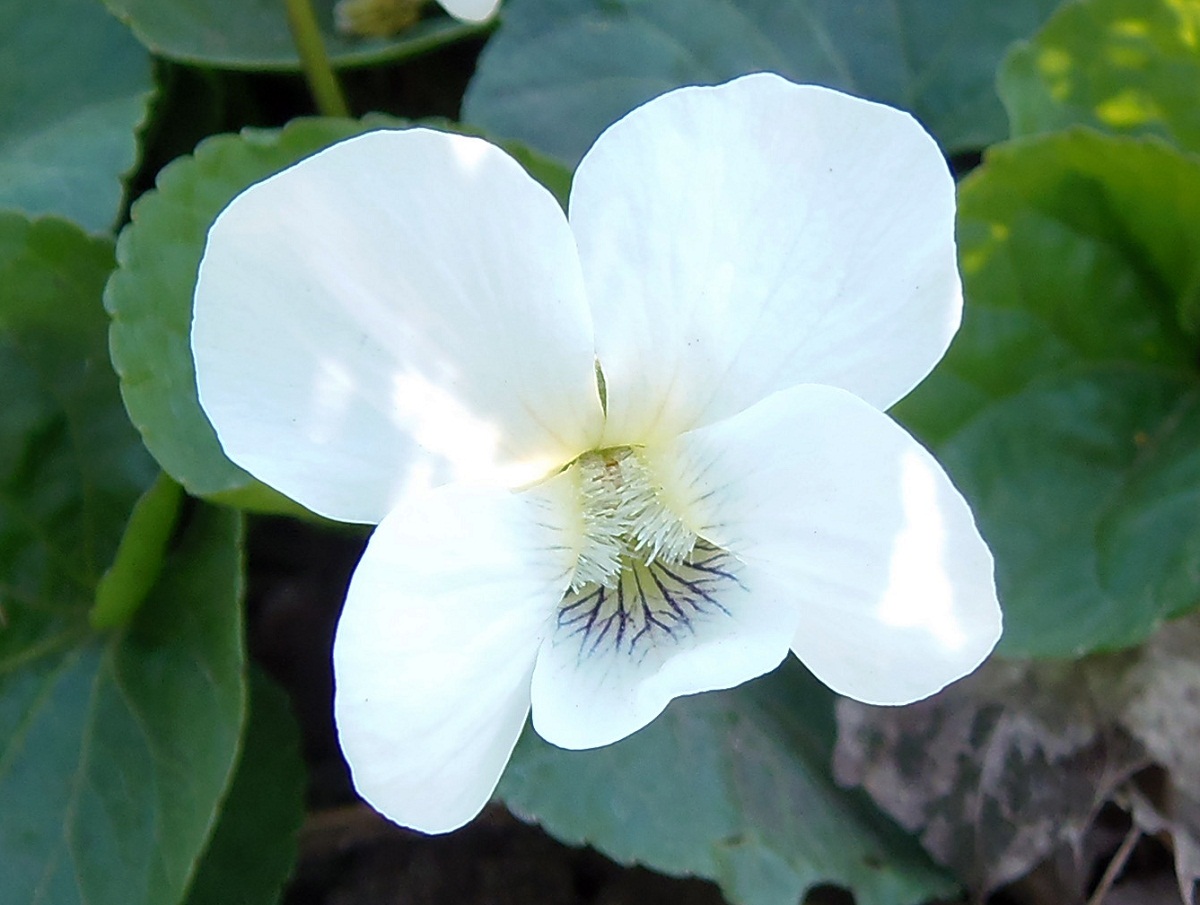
[834,612,1200,901]
[1103,871,1185,905]
[1115,614,1200,905]
[834,659,1146,897]
[1117,615,1200,791]
[1123,775,1200,904]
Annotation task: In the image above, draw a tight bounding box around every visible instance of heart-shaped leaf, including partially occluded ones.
[501,664,956,905]
[1000,0,1200,154]
[463,0,1060,165]
[0,0,153,231]
[896,130,1200,656]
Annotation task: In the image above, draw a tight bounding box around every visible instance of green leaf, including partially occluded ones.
[0,211,246,905]
[500,664,956,905]
[106,118,383,509]
[185,670,305,905]
[0,505,247,905]
[1000,0,1200,153]
[0,0,154,232]
[463,0,1060,166]
[894,130,1200,656]
[105,117,572,511]
[0,213,157,628]
[102,0,489,70]
[936,367,1200,656]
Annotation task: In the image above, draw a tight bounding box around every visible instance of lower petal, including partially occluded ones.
[530,542,798,750]
[650,384,1002,706]
[333,475,578,833]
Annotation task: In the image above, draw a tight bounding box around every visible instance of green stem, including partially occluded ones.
[90,473,185,630]
[284,0,351,118]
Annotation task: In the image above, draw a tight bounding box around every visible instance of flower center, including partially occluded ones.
[568,446,698,592]
[555,446,743,661]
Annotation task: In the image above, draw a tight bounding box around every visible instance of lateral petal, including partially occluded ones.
[653,383,1001,706]
[333,474,578,833]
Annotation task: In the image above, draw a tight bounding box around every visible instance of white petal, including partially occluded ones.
[193,128,601,524]
[438,0,499,22]
[530,543,799,750]
[651,384,1001,706]
[333,474,578,833]
[570,73,961,444]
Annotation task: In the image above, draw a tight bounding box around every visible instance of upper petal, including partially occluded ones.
[650,384,1001,706]
[333,474,579,833]
[193,128,602,524]
[438,0,499,22]
[570,73,961,444]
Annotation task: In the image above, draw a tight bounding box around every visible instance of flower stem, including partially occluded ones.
[284,0,351,118]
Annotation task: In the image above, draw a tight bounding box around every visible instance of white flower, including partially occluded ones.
[437,0,499,22]
[192,73,1001,834]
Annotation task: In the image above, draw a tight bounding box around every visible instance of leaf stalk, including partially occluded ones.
[284,0,351,118]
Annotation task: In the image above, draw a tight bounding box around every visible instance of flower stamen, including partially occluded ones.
[569,447,698,592]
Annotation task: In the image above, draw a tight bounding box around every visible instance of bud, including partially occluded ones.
[334,0,425,37]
